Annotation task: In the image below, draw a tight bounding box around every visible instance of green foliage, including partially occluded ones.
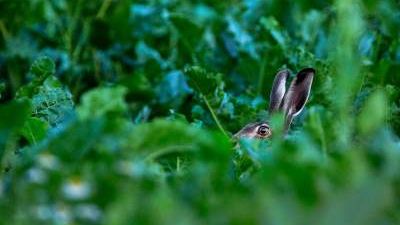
[358,90,388,135]
[20,117,49,145]
[1,0,400,225]
[30,56,56,79]
[16,56,56,98]
[0,82,5,99]
[30,76,74,126]
[77,86,128,120]
[0,100,31,159]
[184,66,222,96]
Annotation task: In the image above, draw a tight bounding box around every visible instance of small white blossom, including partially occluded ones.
[62,178,91,200]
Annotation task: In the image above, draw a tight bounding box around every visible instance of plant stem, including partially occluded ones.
[96,0,113,19]
[202,94,229,138]
[144,145,196,162]
[0,20,10,41]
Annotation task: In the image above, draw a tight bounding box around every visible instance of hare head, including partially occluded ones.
[234,68,315,139]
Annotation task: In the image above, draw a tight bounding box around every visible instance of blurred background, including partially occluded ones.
[0,0,400,224]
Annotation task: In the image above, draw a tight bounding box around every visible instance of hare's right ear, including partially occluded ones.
[269,69,290,113]
[281,68,315,130]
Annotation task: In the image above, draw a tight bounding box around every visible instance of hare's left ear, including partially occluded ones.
[269,69,290,113]
[281,68,315,131]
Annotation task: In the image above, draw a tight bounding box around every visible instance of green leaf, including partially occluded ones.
[16,56,56,98]
[107,0,131,43]
[358,90,388,135]
[260,17,289,49]
[125,119,231,162]
[21,118,106,165]
[155,71,192,107]
[20,117,49,145]
[30,55,55,79]
[0,99,31,160]
[184,66,228,137]
[31,76,74,126]
[77,86,128,120]
[184,66,222,97]
[170,14,204,52]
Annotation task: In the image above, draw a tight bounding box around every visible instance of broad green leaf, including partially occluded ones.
[2,1,400,224]
[21,118,106,165]
[118,72,153,101]
[77,86,128,120]
[20,117,49,144]
[124,119,231,162]
[358,90,388,135]
[0,99,31,160]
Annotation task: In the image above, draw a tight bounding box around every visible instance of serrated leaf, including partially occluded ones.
[31,76,74,126]
[16,56,57,98]
[184,66,228,137]
[30,56,55,79]
[183,66,221,96]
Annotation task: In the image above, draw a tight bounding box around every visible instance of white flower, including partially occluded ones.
[62,178,91,200]
[38,153,60,170]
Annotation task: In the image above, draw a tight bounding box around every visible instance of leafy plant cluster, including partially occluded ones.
[1,0,400,224]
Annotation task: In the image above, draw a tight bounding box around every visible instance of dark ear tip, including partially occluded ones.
[295,68,315,83]
[299,67,316,75]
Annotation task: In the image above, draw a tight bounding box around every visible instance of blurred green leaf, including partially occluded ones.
[260,16,289,49]
[170,14,204,53]
[125,119,231,162]
[156,71,192,108]
[77,86,128,120]
[0,99,31,159]
[0,82,5,99]
[20,117,49,145]
[358,89,388,135]
[1,1,400,224]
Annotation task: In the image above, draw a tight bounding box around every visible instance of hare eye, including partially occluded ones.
[257,125,269,136]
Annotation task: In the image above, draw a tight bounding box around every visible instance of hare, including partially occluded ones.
[234,68,315,139]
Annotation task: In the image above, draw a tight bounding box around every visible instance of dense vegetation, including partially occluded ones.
[1,0,400,224]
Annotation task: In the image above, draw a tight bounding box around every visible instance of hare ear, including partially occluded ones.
[269,69,290,113]
[281,68,315,130]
